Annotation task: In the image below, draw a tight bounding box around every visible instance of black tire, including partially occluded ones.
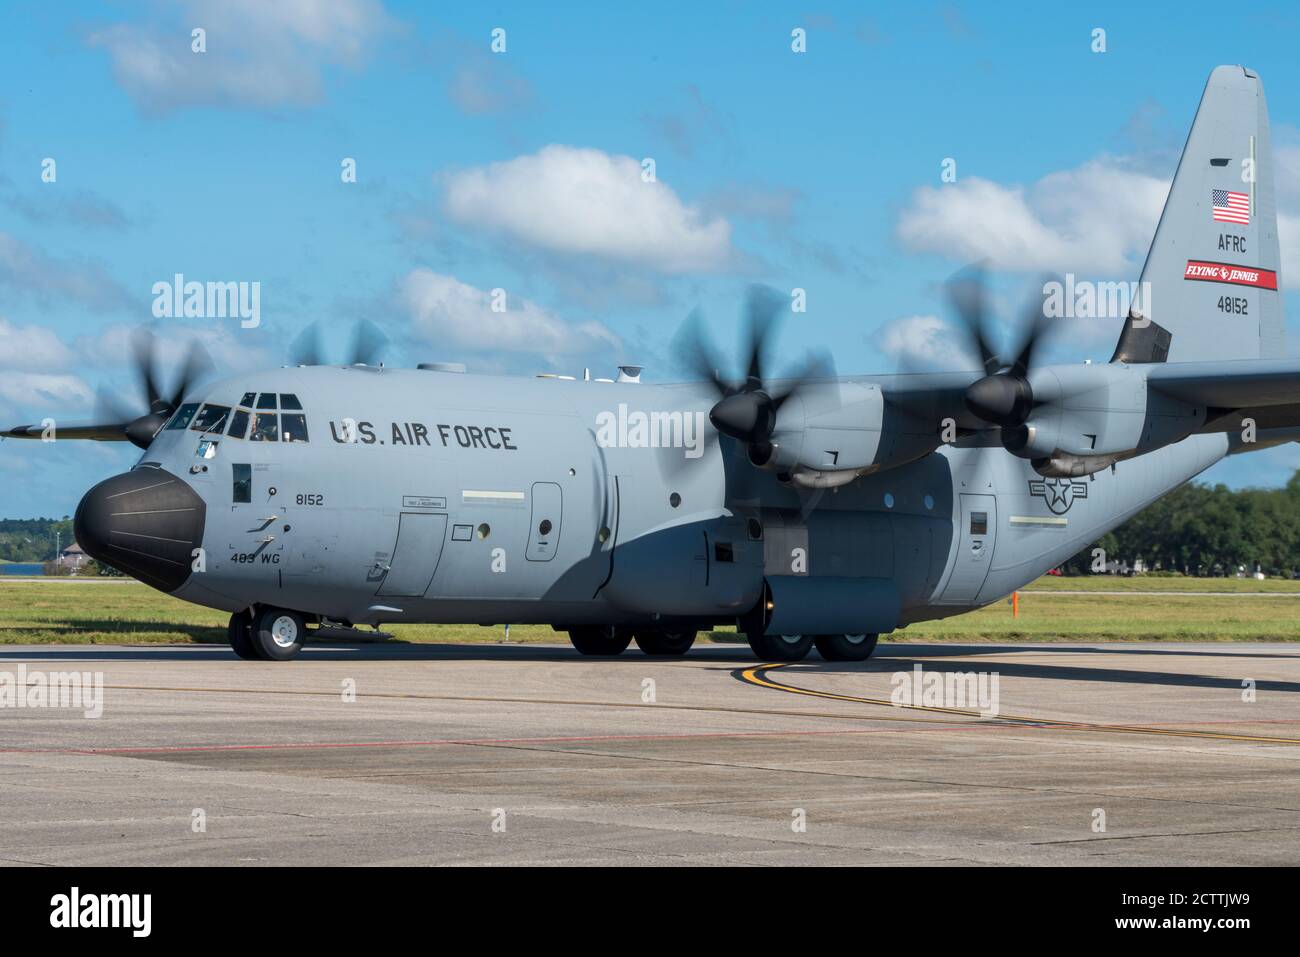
[568,626,633,656]
[746,632,814,661]
[634,629,697,656]
[814,633,879,662]
[250,607,307,661]
[228,610,260,660]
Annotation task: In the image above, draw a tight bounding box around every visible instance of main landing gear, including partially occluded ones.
[744,627,879,662]
[228,606,308,661]
[567,627,698,657]
[567,625,633,656]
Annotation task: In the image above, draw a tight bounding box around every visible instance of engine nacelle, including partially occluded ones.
[761,382,939,477]
[1008,364,1203,462]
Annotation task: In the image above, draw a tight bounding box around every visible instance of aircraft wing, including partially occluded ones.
[2,423,129,441]
[873,370,989,431]
[1146,357,1300,408]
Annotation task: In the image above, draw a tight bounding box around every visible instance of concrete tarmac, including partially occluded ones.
[1,640,1298,866]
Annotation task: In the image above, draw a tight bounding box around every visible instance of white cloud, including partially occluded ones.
[88,0,395,113]
[897,162,1169,273]
[896,156,1300,287]
[1274,145,1300,208]
[399,269,620,358]
[77,324,273,379]
[0,372,94,410]
[872,314,973,371]
[0,318,78,370]
[443,145,734,274]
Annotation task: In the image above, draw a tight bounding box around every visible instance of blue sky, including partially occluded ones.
[3,0,1300,517]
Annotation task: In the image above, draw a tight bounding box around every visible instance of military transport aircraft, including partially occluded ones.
[5,65,1297,663]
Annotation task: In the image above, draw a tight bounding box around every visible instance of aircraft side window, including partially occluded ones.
[232,463,251,503]
[250,413,279,442]
[166,402,200,430]
[228,409,250,439]
[239,392,256,407]
[281,413,309,443]
[190,404,231,434]
[256,393,277,409]
[280,393,303,410]
[970,512,988,535]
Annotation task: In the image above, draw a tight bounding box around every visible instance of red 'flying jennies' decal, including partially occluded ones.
[1212,188,1250,224]
[1184,260,1277,289]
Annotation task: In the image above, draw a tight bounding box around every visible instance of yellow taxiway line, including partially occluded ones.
[741,662,1300,746]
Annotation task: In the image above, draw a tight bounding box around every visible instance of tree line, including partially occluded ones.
[1064,471,1300,576]
[0,517,74,563]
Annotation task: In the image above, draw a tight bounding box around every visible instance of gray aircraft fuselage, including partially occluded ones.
[99,363,1227,636]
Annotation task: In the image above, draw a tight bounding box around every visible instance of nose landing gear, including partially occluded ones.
[227,606,308,661]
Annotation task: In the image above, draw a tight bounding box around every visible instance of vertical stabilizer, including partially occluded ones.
[1117,65,1284,363]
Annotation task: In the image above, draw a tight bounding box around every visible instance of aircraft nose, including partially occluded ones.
[74,468,207,592]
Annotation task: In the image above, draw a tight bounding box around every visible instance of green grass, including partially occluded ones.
[2,575,1299,645]
[1023,574,1300,593]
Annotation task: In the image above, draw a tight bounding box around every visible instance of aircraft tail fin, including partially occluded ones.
[1112,65,1285,364]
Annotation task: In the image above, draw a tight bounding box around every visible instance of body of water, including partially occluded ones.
[0,563,46,576]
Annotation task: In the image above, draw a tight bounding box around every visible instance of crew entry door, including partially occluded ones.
[377,512,448,597]
[942,494,996,602]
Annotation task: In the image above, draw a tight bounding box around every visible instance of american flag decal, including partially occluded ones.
[1212,188,1250,225]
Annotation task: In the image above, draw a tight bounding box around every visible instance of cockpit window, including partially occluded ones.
[280,393,303,410]
[250,412,279,442]
[239,392,256,407]
[190,404,231,434]
[281,413,309,442]
[228,408,250,439]
[256,393,277,410]
[166,403,200,430]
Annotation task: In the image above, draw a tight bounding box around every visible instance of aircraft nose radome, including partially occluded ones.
[74,469,206,593]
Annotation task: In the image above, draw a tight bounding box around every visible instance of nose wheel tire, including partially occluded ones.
[568,626,633,656]
[227,610,259,660]
[814,633,879,662]
[746,631,814,661]
[634,629,697,656]
[250,607,307,661]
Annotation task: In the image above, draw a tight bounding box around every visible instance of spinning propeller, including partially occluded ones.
[3,329,213,449]
[674,285,833,467]
[946,266,1056,452]
[290,320,388,368]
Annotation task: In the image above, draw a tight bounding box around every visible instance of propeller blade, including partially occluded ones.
[742,284,784,385]
[671,308,730,396]
[1008,275,1058,377]
[94,385,136,430]
[131,328,166,413]
[291,323,326,367]
[944,265,1000,375]
[770,349,836,409]
[169,339,214,407]
[347,320,388,366]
